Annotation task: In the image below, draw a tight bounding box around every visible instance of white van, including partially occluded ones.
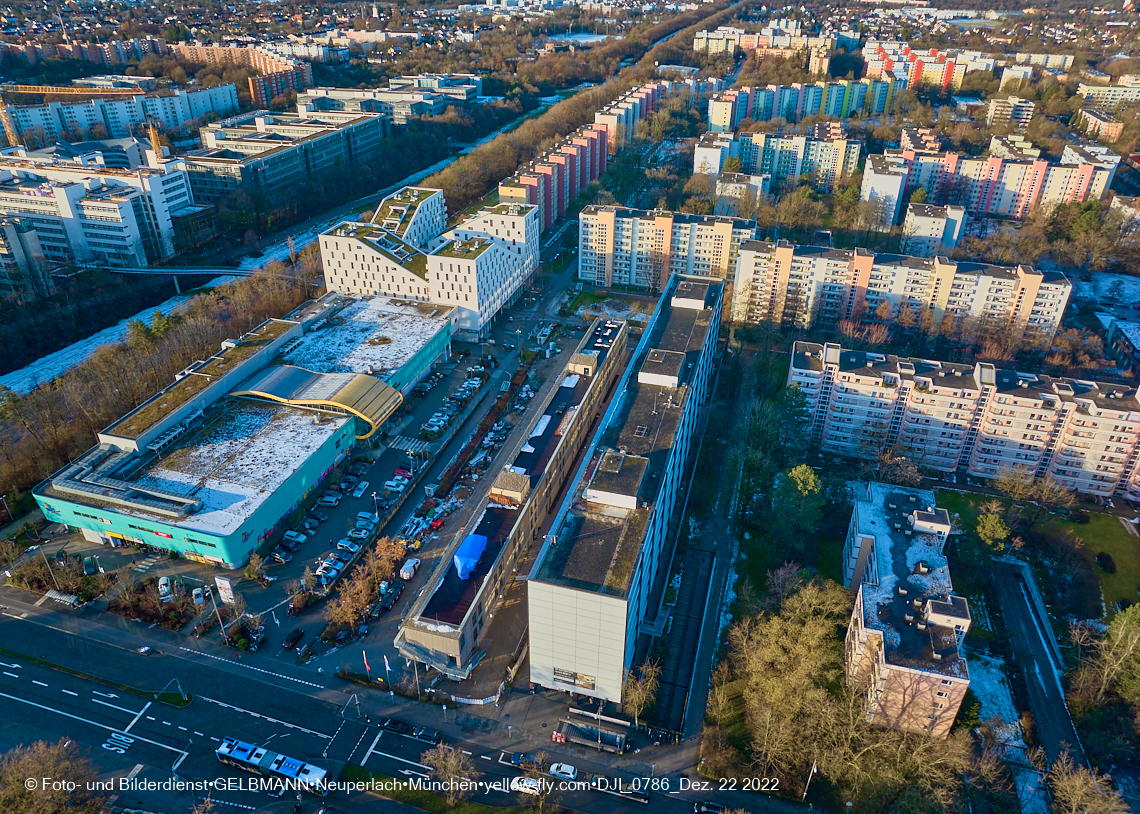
[399,558,420,581]
[158,576,172,602]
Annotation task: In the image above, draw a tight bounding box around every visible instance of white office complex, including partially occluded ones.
[4,86,239,147]
[788,342,1140,499]
[319,187,539,338]
[694,128,861,193]
[732,241,1071,339]
[900,204,966,257]
[529,277,723,703]
[298,86,451,125]
[0,151,193,266]
[861,149,1113,226]
[578,206,755,291]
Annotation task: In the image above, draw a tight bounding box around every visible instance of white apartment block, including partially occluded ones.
[578,205,756,291]
[694,130,861,194]
[320,187,539,338]
[986,97,1036,130]
[5,86,239,146]
[0,156,192,263]
[1015,52,1075,70]
[789,342,1140,498]
[1078,83,1140,111]
[900,204,966,257]
[733,241,1071,339]
[861,150,1113,226]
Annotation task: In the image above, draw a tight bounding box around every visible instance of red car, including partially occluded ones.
[430,518,444,531]
[394,468,411,478]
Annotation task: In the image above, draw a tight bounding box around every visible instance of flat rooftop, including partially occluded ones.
[417,319,624,626]
[535,278,721,597]
[44,403,348,537]
[371,187,435,238]
[854,483,967,678]
[282,298,450,380]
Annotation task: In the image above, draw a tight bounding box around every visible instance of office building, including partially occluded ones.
[26,137,146,169]
[388,74,483,103]
[788,342,1140,498]
[168,44,313,108]
[396,319,630,678]
[694,129,861,194]
[987,96,1036,131]
[0,153,194,265]
[320,187,540,338]
[843,482,969,739]
[0,217,48,297]
[298,87,451,125]
[529,276,722,704]
[172,110,389,208]
[900,204,966,257]
[733,242,1071,339]
[33,294,456,567]
[1077,109,1125,143]
[579,206,755,291]
[3,86,240,147]
[861,150,1113,226]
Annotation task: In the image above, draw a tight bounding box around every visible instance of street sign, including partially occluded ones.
[214,576,236,605]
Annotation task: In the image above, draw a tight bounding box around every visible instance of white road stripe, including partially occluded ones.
[123,702,151,734]
[0,689,186,755]
[197,696,331,739]
[61,689,78,696]
[92,698,143,715]
[361,731,383,765]
[480,755,492,760]
[2,672,18,678]
[178,726,187,731]
[31,680,48,687]
[177,647,322,688]
[193,731,204,736]
[145,716,155,721]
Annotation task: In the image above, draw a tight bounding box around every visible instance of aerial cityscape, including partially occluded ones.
[1,0,1140,813]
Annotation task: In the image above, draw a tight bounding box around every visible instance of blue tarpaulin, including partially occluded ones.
[454,534,488,581]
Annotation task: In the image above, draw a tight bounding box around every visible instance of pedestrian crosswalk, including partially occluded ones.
[388,436,432,453]
[133,554,162,574]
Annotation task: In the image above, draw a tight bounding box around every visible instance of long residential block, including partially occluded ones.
[708,78,903,131]
[694,129,861,193]
[734,241,1071,339]
[789,342,1140,498]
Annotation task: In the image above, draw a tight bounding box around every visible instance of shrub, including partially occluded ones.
[237,638,249,651]
[1096,552,1116,574]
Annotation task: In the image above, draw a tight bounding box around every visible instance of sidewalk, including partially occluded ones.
[1,508,44,541]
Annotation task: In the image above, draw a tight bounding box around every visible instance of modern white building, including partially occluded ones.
[693,129,861,193]
[1077,82,1140,111]
[297,86,450,124]
[529,276,723,704]
[733,241,1071,339]
[320,187,539,338]
[789,342,1140,498]
[900,203,966,257]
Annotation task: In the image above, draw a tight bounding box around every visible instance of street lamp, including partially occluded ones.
[371,492,378,515]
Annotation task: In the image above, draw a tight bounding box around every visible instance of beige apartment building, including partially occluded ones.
[843,482,969,739]
[578,206,755,291]
[733,241,1071,339]
[789,342,1140,498]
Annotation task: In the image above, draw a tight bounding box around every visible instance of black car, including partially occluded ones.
[411,726,442,745]
[279,539,302,552]
[510,752,540,769]
[282,629,303,649]
[378,717,408,735]
[621,787,651,804]
[694,804,725,814]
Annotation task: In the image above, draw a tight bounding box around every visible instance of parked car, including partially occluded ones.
[394,468,411,478]
[283,531,307,544]
[158,577,172,601]
[511,777,542,797]
[317,494,341,507]
[279,539,302,553]
[355,520,377,533]
[337,540,361,554]
[378,717,408,735]
[352,481,369,499]
[271,550,292,564]
[308,510,328,523]
[348,528,371,541]
[326,551,349,564]
[410,727,442,745]
[83,556,95,575]
[510,753,540,770]
[400,558,421,580]
[282,629,304,650]
[356,512,379,524]
[192,588,204,605]
[693,804,726,814]
[316,562,342,579]
[384,480,406,492]
[348,463,368,477]
[549,764,576,781]
[621,787,651,804]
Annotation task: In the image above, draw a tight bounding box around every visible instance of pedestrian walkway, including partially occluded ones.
[387,436,432,453]
[133,554,163,574]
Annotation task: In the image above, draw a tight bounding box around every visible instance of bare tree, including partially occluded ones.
[1048,752,1129,814]
[0,739,107,813]
[421,744,480,806]
[622,660,662,729]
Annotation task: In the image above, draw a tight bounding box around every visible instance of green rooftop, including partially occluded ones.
[435,238,491,261]
[106,320,296,440]
[372,187,435,237]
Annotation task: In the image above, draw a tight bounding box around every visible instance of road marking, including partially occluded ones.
[0,661,21,669]
[198,696,331,739]
[2,672,18,678]
[123,702,151,734]
[177,647,323,688]
[92,698,143,715]
[62,689,78,696]
[162,721,171,726]
[172,750,189,773]
[480,755,492,761]
[194,731,205,737]
[31,680,48,687]
[33,595,49,607]
[0,689,186,755]
[363,741,430,771]
[361,731,383,765]
[462,750,472,755]
[209,801,256,810]
[145,716,155,721]
[177,726,187,731]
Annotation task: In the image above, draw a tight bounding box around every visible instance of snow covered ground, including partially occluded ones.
[580,299,653,323]
[0,275,237,395]
[283,298,449,376]
[1073,273,1140,305]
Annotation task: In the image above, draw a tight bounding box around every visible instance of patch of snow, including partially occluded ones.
[1073,273,1140,306]
[0,275,236,395]
[134,405,347,536]
[968,651,1023,738]
[283,297,449,378]
[581,299,652,323]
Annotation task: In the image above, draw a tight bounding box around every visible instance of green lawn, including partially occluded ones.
[936,489,1140,613]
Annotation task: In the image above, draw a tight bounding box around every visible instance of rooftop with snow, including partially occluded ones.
[282,297,451,380]
[851,481,970,677]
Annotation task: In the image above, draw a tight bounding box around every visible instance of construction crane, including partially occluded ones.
[0,84,148,148]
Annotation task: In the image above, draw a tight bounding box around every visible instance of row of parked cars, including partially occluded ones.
[412,370,446,397]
